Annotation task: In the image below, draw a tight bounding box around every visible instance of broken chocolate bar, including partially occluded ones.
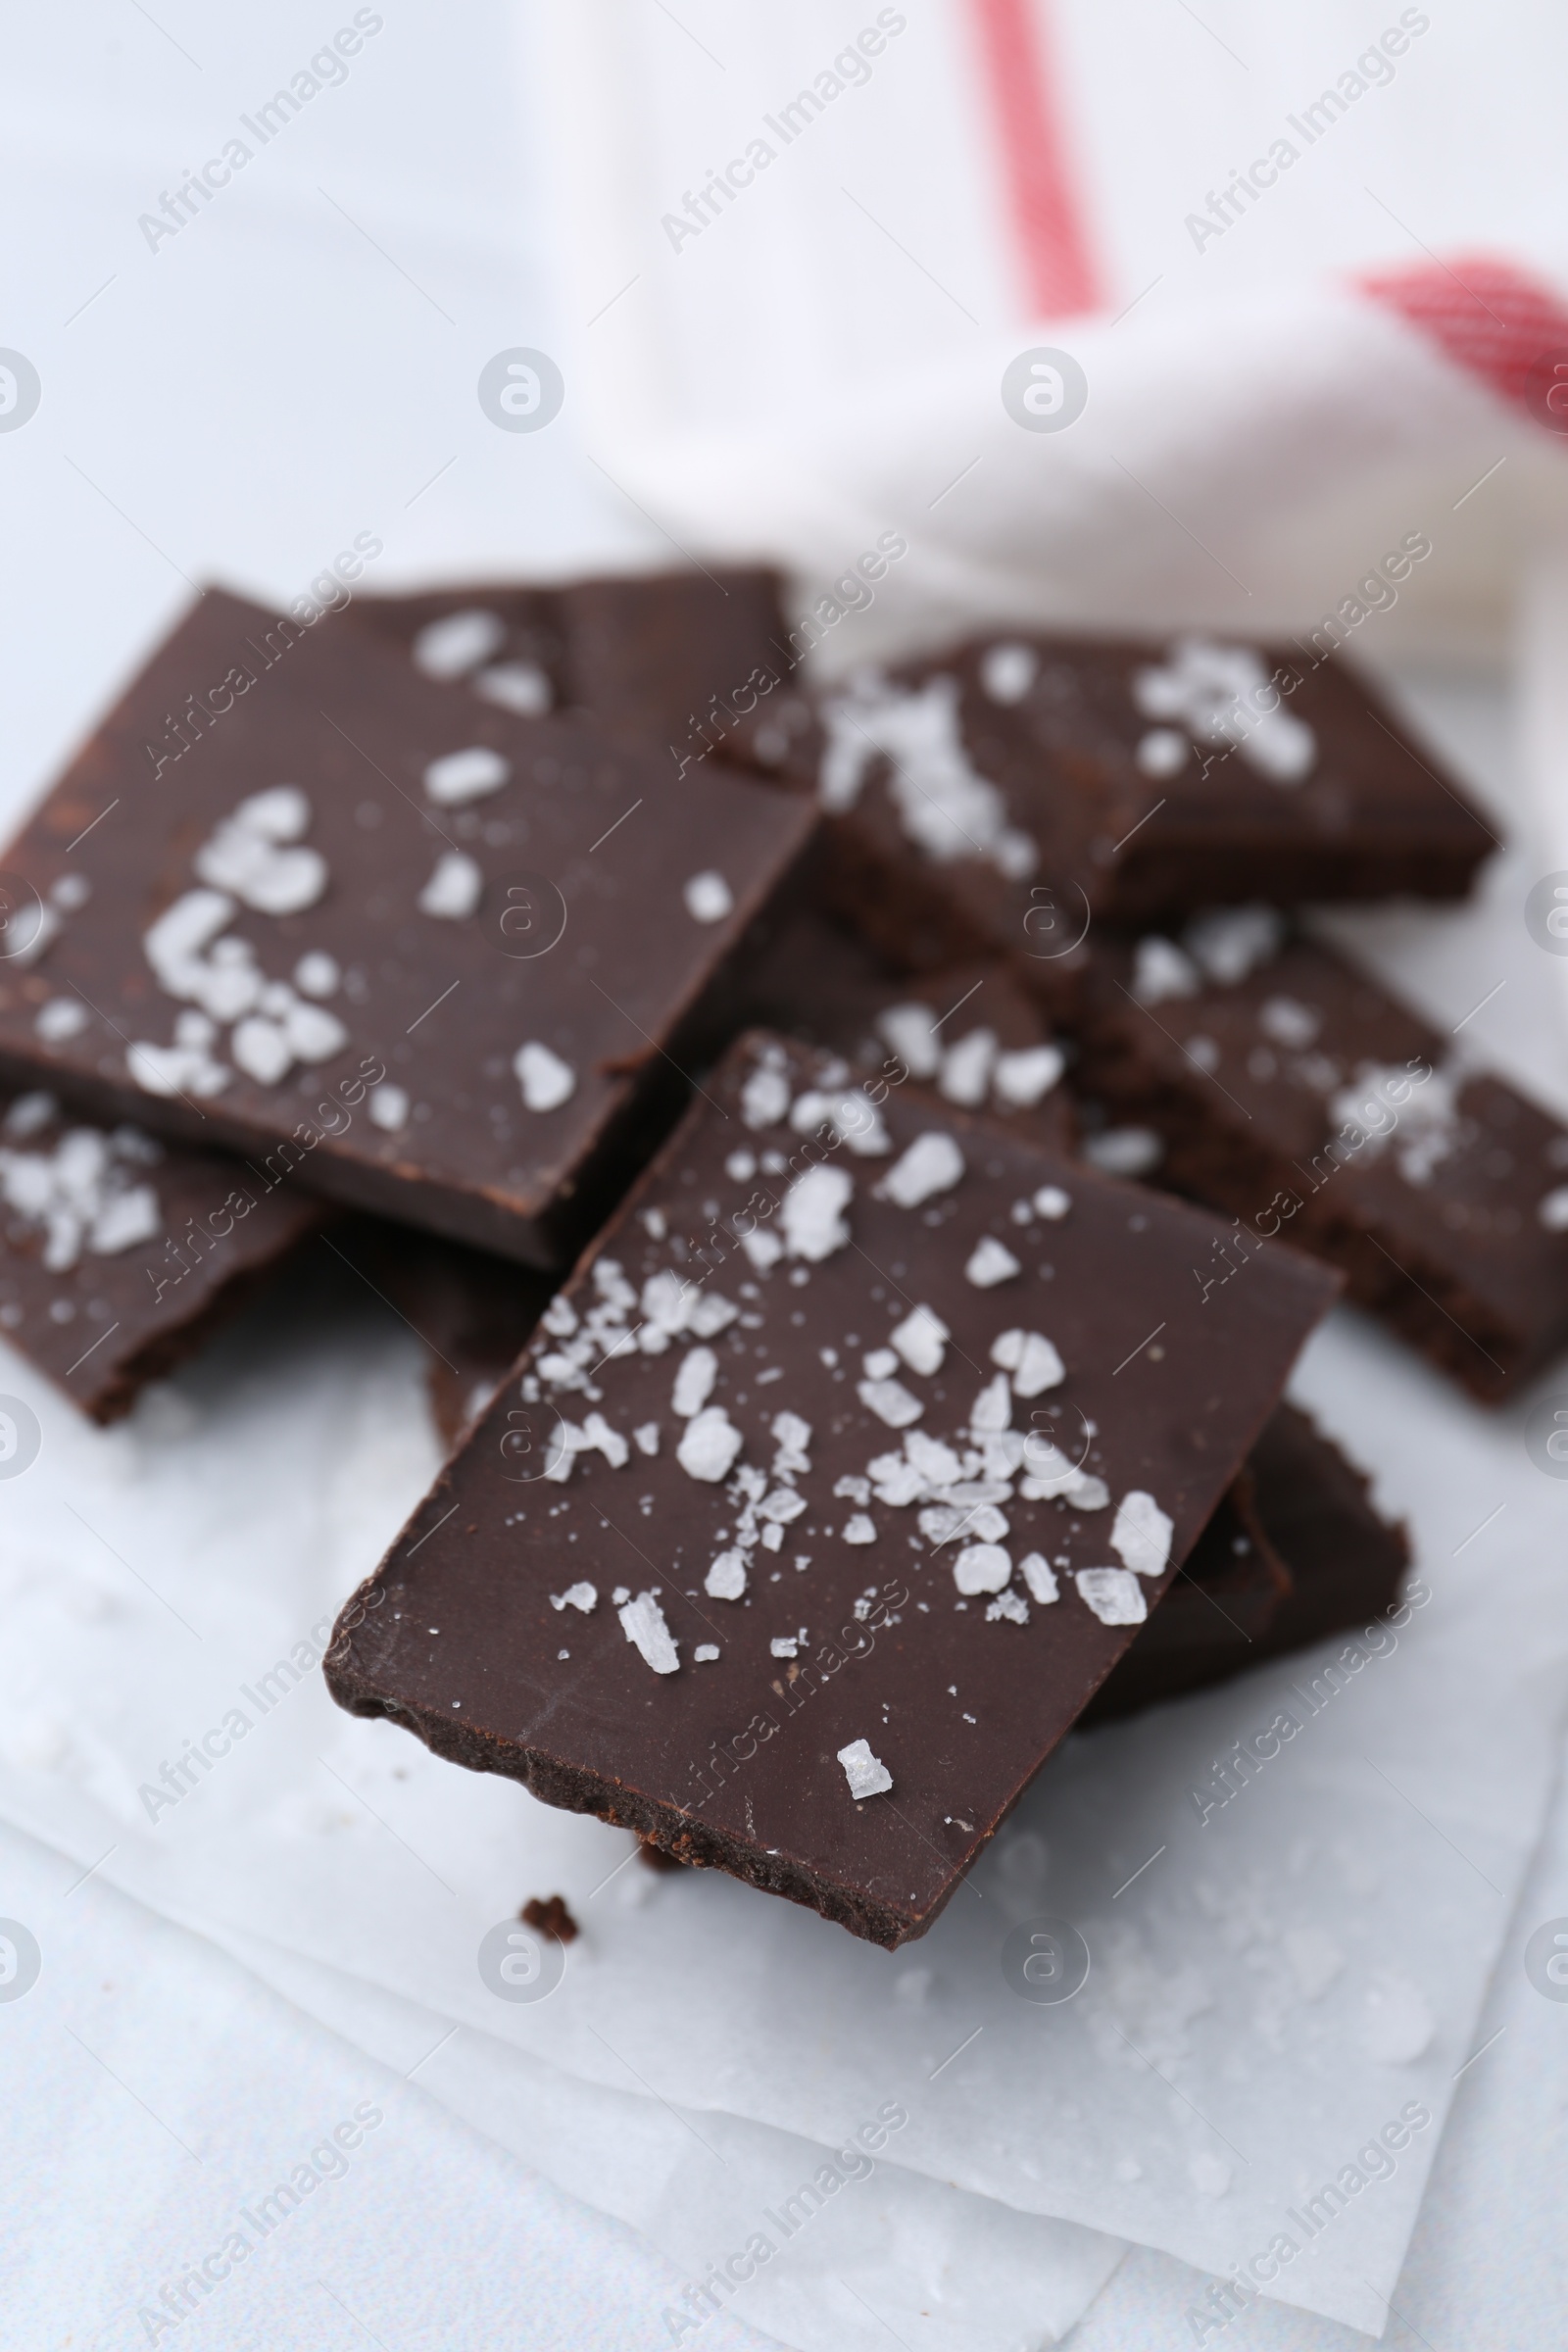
[734,908,1075,1153]
[352,566,819,786]
[326,1031,1338,1947]
[0,1086,321,1421]
[1084,1403,1409,1721]
[0,588,816,1266]
[1077,908,1568,1401]
[813,629,1493,993]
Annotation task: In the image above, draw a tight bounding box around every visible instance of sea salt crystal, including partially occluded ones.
[1539,1187,1568,1231]
[368,1084,410,1133]
[694,1643,720,1663]
[35,1000,87,1043]
[986,1590,1029,1624]
[413,609,506,679]
[705,1550,748,1600]
[858,1377,923,1430]
[514,1041,576,1111]
[424,746,512,806]
[818,672,1036,882]
[194,788,326,914]
[980,642,1038,705]
[1136,726,1188,777]
[1083,1128,1163,1179]
[837,1738,893,1800]
[1019,1553,1059,1604]
[969,1372,1012,1434]
[991,1328,1065,1396]
[671,1347,717,1419]
[1034,1185,1071,1219]
[862,1348,898,1380]
[781,1163,853,1261]
[633,1423,660,1455]
[1259,994,1320,1050]
[231,1016,292,1086]
[741,1056,791,1130]
[993,1044,1064,1106]
[550,1583,598,1613]
[939,1029,997,1107]
[418,851,483,920]
[878,1131,964,1208]
[475,661,553,715]
[678,1405,744,1484]
[843,1514,876,1545]
[294,951,339,998]
[890,1303,948,1375]
[618,1591,679,1674]
[770,1636,798,1658]
[684,870,733,923]
[1075,1566,1147,1625]
[1133,937,1200,1006]
[965,1236,1020,1288]
[1111,1489,1173,1577]
[1185,905,1284,985]
[875,1003,941,1079]
[954,1543,1011,1595]
[790,1087,890,1156]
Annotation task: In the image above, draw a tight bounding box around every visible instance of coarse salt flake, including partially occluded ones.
[684,870,733,923]
[550,1583,598,1613]
[514,1041,576,1111]
[618,1591,679,1674]
[424,746,511,806]
[1075,1567,1147,1625]
[837,1738,893,1800]
[878,1131,964,1208]
[781,1163,853,1261]
[677,1405,744,1484]
[954,1543,1011,1595]
[1019,1553,1059,1604]
[991,1328,1065,1396]
[965,1236,1020,1288]
[890,1302,948,1375]
[1111,1490,1173,1577]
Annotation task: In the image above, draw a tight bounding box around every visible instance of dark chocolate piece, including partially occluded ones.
[734,908,1075,1154]
[0,589,816,1267]
[1084,1403,1409,1721]
[812,628,1493,991]
[352,567,819,787]
[326,1031,1338,1948]
[1077,910,1568,1400]
[0,1086,322,1421]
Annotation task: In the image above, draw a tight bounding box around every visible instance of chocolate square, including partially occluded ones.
[326,1031,1338,1947]
[0,589,816,1265]
[1077,912,1568,1399]
[813,629,1494,989]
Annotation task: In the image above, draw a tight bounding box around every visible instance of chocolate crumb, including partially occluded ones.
[520,1893,579,1942]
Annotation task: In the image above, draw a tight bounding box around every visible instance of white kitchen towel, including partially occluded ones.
[532,2,1568,662]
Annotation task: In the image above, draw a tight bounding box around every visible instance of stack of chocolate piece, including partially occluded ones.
[6,561,1544,1946]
